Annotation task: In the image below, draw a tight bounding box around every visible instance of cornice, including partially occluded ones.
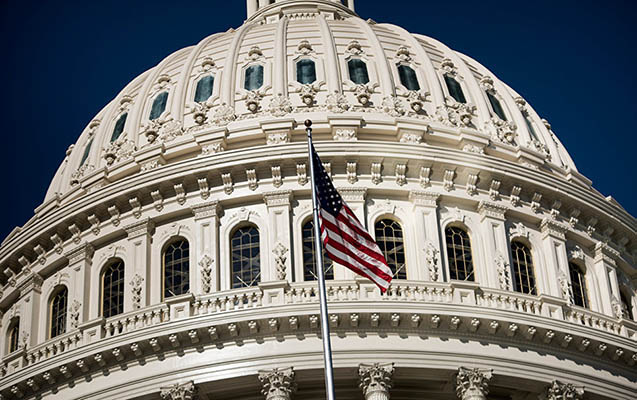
[64,242,94,265]
[123,218,155,239]
[540,218,568,241]
[408,190,440,207]
[191,200,220,220]
[263,190,293,207]
[477,200,508,221]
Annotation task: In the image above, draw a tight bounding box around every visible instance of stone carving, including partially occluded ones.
[407,90,428,113]
[466,173,479,195]
[296,164,308,185]
[487,117,517,145]
[541,380,584,400]
[70,164,95,185]
[371,162,382,185]
[272,242,289,281]
[508,222,528,239]
[420,166,432,188]
[129,274,144,309]
[201,142,225,155]
[495,253,511,291]
[439,100,476,128]
[382,95,406,117]
[395,164,407,186]
[488,180,501,201]
[298,83,320,107]
[359,362,394,400]
[346,162,357,184]
[557,271,573,304]
[222,173,233,194]
[141,117,185,145]
[333,128,357,141]
[425,241,440,281]
[259,367,296,400]
[199,255,213,294]
[462,144,484,154]
[326,91,349,113]
[443,169,456,191]
[510,185,522,207]
[247,169,258,191]
[103,138,136,166]
[160,381,198,400]
[399,130,423,144]
[567,245,584,261]
[354,84,375,106]
[455,367,492,400]
[267,131,290,145]
[268,94,293,117]
[70,300,81,328]
[211,103,236,125]
[271,166,283,188]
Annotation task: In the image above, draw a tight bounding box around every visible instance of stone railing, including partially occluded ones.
[476,288,543,316]
[25,330,83,366]
[103,303,170,339]
[193,286,263,315]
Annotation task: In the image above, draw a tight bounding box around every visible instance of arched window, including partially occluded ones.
[296,59,317,85]
[231,226,261,288]
[244,64,264,91]
[8,318,19,353]
[486,91,507,120]
[110,113,128,142]
[80,138,93,166]
[511,242,537,295]
[445,227,474,281]
[50,287,68,338]
[620,291,633,320]
[374,219,406,279]
[397,65,420,91]
[348,59,370,85]
[302,219,334,281]
[194,75,214,103]
[444,75,466,103]
[149,91,169,120]
[163,239,190,299]
[102,260,125,318]
[568,263,588,308]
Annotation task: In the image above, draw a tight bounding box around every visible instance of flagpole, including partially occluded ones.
[305,119,337,400]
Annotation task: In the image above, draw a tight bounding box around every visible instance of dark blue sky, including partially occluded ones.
[0,0,635,240]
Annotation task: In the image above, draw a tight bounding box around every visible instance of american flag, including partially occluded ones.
[311,145,393,293]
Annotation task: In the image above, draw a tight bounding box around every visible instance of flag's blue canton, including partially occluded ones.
[312,145,343,216]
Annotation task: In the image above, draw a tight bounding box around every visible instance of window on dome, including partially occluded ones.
[194,75,214,103]
[397,65,420,91]
[296,59,317,85]
[568,262,588,308]
[302,219,333,281]
[110,113,128,142]
[445,227,474,281]
[444,75,466,103]
[348,59,370,85]
[524,115,540,141]
[375,219,406,279]
[102,259,125,318]
[244,64,264,91]
[8,318,19,353]
[80,138,93,166]
[511,242,537,295]
[620,290,633,320]
[49,287,68,339]
[163,239,190,299]
[487,91,507,120]
[231,226,261,288]
[149,91,169,120]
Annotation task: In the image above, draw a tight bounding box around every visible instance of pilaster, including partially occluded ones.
[124,218,154,310]
[409,191,441,281]
[455,367,492,400]
[17,273,43,348]
[263,191,293,282]
[539,218,569,298]
[337,188,367,280]
[594,242,621,317]
[64,242,94,328]
[359,362,394,400]
[258,367,296,400]
[191,201,221,294]
[476,201,508,289]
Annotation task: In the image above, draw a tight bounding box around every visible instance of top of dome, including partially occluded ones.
[246,0,357,21]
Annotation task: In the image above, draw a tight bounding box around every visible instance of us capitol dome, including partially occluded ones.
[1,1,635,399]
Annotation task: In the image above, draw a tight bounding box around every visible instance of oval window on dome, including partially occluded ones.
[486,91,507,121]
[397,65,420,91]
[348,59,370,85]
[110,113,128,142]
[80,138,93,166]
[244,64,264,91]
[194,75,214,103]
[149,91,169,120]
[296,59,317,85]
[444,75,466,103]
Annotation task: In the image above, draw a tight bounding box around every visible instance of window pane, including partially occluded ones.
[397,65,420,91]
[50,288,68,338]
[296,59,317,85]
[524,116,540,141]
[110,113,128,142]
[445,227,474,281]
[568,263,588,308]
[194,75,214,102]
[620,291,633,320]
[444,75,466,103]
[102,260,125,318]
[511,242,536,295]
[80,138,93,166]
[9,319,20,353]
[302,220,333,281]
[245,65,264,91]
[348,59,370,85]
[487,91,507,120]
[374,219,406,279]
[163,240,190,298]
[231,226,261,288]
[149,91,169,120]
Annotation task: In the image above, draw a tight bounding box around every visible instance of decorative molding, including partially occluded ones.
[222,173,234,195]
[567,245,585,261]
[266,131,290,145]
[594,241,619,265]
[64,242,95,265]
[540,218,567,240]
[466,173,479,196]
[508,222,529,239]
[333,128,357,141]
[160,381,198,400]
[420,166,432,188]
[69,300,81,329]
[258,367,296,400]
[191,201,220,220]
[87,214,101,236]
[409,190,439,207]
[108,205,121,226]
[347,162,358,184]
[495,252,511,291]
[272,242,289,281]
[541,380,584,400]
[443,169,456,191]
[296,164,308,186]
[271,166,283,188]
[264,190,293,207]
[395,164,407,186]
[510,185,522,207]
[425,241,440,281]
[130,274,144,310]
[174,183,187,205]
[247,169,258,191]
[338,187,367,203]
[371,163,382,185]
[489,179,501,201]
[456,367,492,400]
[531,192,542,213]
[199,255,213,294]
[359,362,394,400]
[477,201,507,221]
[197,178,210,200]
[124,218,155,239]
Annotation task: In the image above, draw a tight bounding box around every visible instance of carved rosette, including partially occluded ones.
[160,381,198,400]
[272,242,289,281]
[542,380,584,400]
[258,367,296,400]
[455,367,492,400]
[359,362,394,400]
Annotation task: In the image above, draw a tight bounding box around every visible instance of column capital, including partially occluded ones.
[64,242,94,265]
[191,200,221,220]
[541,380,584,400]
[409,190,440,207]
[258,367,296,400]
[540,218,567,240]
[124,218,155,239]
[338,187,368,202]
[18,273,43,298]
[594,241,619,265]
[263,190,293,208]
[160,381,198,400]
[455,367,492,400]
[476,200,507,221]
[359,362,394,400]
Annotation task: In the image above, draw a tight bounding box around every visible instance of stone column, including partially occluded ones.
[539,218,569,299]
[160,381,198,400]
[540,380,584,400]
[124,218,154,311]
[258,367,296,400]
[409,191,441,281]
[263,191,293,282]
[594,242,621,317]
[359,362,394,400]
[476,201,509,289]
[455,367,492,400]
[191,201,221,294]
[337,188,367,280]
[16,273,44,348]
[64,242,95,329]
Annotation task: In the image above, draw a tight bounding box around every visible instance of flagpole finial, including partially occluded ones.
[304,119,313,128]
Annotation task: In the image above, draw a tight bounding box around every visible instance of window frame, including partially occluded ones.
[148,91,169,121]
[230,224,262,289]
[295,58,318,85]
[242,63,265,92]
[510,241,537,295]
[109,112,128,143]
[442,73,467,104]
[396,63,421,92]
[161,237,191,300]
[567,262,589,308]
[444,225,475,282]
[48,286,69,339]
[193,74,216,103]
[301,217,334,282]
[101,258,126,318]
[346,57,371,85]
[485,90,508,121]
[373,217,407,280]
[7,317,20,354]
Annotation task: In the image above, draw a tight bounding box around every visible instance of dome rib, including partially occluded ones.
[354,19,396,97]
[221,22,257,106]
[274,16,289,96]
[317,14,342,94]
